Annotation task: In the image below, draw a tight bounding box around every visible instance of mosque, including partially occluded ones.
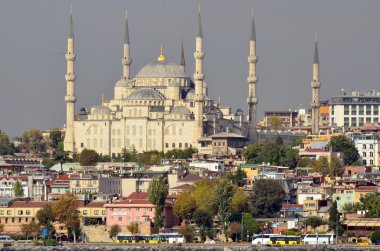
[63,7,260,157]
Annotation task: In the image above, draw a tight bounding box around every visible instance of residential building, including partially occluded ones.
[263,110,298,129]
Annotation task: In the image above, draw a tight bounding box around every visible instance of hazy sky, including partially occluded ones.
[1,0,380,137]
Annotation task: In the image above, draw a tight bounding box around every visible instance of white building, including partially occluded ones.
[188,161,224,173]
[329,90,380,128]
[349,133,380,166]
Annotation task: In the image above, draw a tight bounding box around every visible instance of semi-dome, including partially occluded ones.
[171,106,191,115]
[185,90,195,100]
[136,61,186,78]
[127,88,165,100]
[92,106,111,115]
[115,79,128,87]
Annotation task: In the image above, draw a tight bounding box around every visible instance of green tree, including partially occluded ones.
[329,136,360,165]
[13,180,24,197]
[121,146,138,162]
[22,128,46,156]
[147,176,168,233]
[55,141,71,172]
[53,193,80,242]
[249,179,285,217]
[36,204,55,238]
[127,222,139,235]
[329,156,343,176]
[109,224,121,240]
[173,190,196,220]
[305,216,325,232]
[193,210,212,242]
[241,213,259,241]
[138,150,164,165]
[42,158,56,169]
[213,179,234,232]
[371,231,380,243]
[315,156,330,175]
[179,225,196,243]
[297,158,316,169]
[230,187,248,215]
[49,129,62,149]
[328,201,340,233]
[359,192,380,218]
[192,179,215,213]
[275,134,284,145]
[227,167,247,187]
[165,147,198,159]
[228,222,242,242]
[0,132,14,155]
[79,148,99,166]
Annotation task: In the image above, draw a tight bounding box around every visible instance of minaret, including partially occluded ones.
[180,38,186,71]
[311,34,321,134]
[193,6,205,143]
[247,10,258,143]
[64,4,76,153]
[122,11,132,80]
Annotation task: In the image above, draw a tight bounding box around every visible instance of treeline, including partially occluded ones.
[173,178,285,242]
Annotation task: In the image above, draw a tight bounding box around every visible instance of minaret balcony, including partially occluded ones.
[65,74,76,82]
[311,81,320,88]
[65,95,77,103]
[247,97,258,105]
[194,95,205,102]
[193,51,205,59]
[247,76,258,83]
[310,102,320,108]
[248,55,258,63]
[193,73,205,81]
[65,53,76,61]
[122,58,132,65]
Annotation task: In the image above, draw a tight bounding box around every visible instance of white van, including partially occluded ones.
[302,234,334,245]
[251,234,278,245]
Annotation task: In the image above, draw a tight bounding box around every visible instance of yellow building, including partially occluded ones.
[354,186,379,203]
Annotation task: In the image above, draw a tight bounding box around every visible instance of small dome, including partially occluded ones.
[127,88,165,100]
[171,106,191,115]
[92,106,111,115]
[115,79,128,87]
[79,107,87,115]
[185,90,195,100]
[235,108,244,116]
[136,61,186,78]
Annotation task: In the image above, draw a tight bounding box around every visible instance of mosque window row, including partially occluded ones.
[86,126,103,136]
[164,125,183,136]
[165,142,189,148]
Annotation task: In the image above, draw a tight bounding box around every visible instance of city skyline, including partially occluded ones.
[1,0,380,137]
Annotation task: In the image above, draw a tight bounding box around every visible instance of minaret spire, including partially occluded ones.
[311,33,321,134]
[193,5,205,144]
[247,9,258,142]
[64,4,77,154]
[180,37,186,70]
[122,10,132,80]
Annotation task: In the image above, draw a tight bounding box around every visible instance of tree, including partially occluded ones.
[121,146,138,162]
[193,210,212,242]
[267,117,282,130]
[49,129,62,149]
[13,180,24,197]
[36,204,55,237]
[164,147,198,159]
[42,158,56,169]
[0,132,14,155]
[305,216,325,232]
[328,201,340,234]
[315,156,330,175]
[329,136,360,165]
[23,221,41,241]
[173,190,196,220]
[213,179,235,232]
[179,225,196,243]
[21,223,32,239]
[147,176,168,232]
[109,225,121,240]
[329,156,343,176]
[192,179,215,213]
[53,193,80,242]
[138,150,164,165]
[297,158,316,169]
[227,167,247,187]
[127,222,139,235]
[371,231,380,243]
[230,188,248,215]
[241,213,259,241]
[275,134,283,145]
[55,141,71,172]
[79,148,99,166]
[359,192,380,218]
[249,179,285,217]
[22,128,46,156]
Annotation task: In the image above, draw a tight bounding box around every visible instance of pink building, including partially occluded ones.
[104,192,178,228]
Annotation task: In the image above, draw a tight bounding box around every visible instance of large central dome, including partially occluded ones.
[136,61,186,78]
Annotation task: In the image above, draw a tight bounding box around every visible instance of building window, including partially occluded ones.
[135,217,140,221]
[26,210,30,215]
[94,210,99,215]
[0,211,3,215]
[118,217,122,221]
[363,144,366,149]
[102,210,106,215]
[110,208,113,212]
[370,144,374,149]
[363,152,366,157]
[136,208,140,212]
[18,210,23,215]
[179,143,182,148]
[83,210,88,215]
[7,210,11,215]
[127,216,131,221]
[165,143,169,148]
[110,216,114,221]
[172,143,175,148]
[370,152,374,157]
[185,143,188,148]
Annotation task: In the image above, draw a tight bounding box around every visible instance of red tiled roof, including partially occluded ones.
[355,186,378,192]
[84,201,106,208]
[180,173,202,182]
[9,201,55,208]
[127,192,148,200]
[0,176,29,181]
[281,204,303,210]
[170,184,193,190]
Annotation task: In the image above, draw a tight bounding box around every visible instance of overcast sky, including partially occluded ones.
[1,0,380,137]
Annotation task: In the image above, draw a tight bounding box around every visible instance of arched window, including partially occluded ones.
[126,139,130,147]
[86,139,90,147]
[117,139,121,148]
[139,125,143,135]
[132,125,136,135]
[172,125,176,135]
[93,126,97,135]
[100,139,103,148]
[112,129,115,135]
[112,139,115,147]
[93,139,97,148]
[126,126,130,135]
[117,129,121,135]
